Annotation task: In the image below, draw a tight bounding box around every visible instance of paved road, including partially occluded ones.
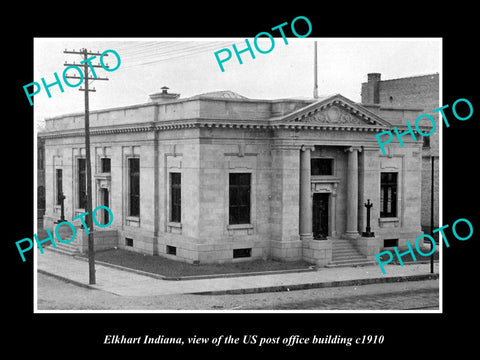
[249,287,438,310]
[36,273,439,311]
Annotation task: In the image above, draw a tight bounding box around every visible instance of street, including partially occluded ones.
[36,273,439,311]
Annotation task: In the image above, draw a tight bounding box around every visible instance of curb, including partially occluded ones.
[38,266,439,296]
[37,269,98,291]
[192,273,440,295]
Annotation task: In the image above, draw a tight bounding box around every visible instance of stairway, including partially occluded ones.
[327,238,374,267]
[48,225,81,256]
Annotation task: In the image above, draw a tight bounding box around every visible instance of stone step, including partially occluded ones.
[55,228,75,242]
[332,253,367,260]
[332,241,357,248]
[332,250,361,255]
[56,241,78,249]
[326,259,374,268]
[332,247,359,254]
[50,228,80,256]
[328,238,373,267]
[332,245,357,251]
[332,257,368,263]
[48,246,79,256]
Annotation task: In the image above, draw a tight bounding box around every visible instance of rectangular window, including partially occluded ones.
[129,158,140,217]
[125,237,133,247]
[56,169,63,205]
[422,136,430,149]
[380,172,397,217]
[101,158,111,173]
[384,238,399,247]
[229,173,251,225]
[78,158,87,209]
[311,158,333,176]
[166,245,177,256]
[170,172,181,223]
[38,146,44,170]
[233,248,252,258]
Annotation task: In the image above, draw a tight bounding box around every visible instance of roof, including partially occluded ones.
[195,90,249,100]
[363,73,439,84]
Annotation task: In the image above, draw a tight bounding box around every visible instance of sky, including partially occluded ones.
[33,38,441,129]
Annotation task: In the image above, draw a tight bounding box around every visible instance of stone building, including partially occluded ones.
[361,73,440,233]
[37,136,46,219]
[39,86,427,266]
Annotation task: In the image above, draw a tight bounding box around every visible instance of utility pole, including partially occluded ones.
[430,155,435,274]
[313,41,318,99]
[63,48,109,285]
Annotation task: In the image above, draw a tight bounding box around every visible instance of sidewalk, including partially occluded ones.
[37,249,439,297]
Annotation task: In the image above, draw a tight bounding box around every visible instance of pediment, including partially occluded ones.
[298,104,364,124]
[276,94,392,128]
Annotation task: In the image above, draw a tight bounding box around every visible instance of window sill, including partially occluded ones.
[378,217,399,228]
[167,221,182,234]
[227,223,254,235]
[126,216,140,228]
[227,224,254,230]
[379,217,399,222]
[168,222,182,229]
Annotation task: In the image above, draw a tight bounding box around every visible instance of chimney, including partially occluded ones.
[149,86,180,103]
[366,73,381,104]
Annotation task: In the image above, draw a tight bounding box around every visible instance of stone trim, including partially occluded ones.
[39,119,390,140]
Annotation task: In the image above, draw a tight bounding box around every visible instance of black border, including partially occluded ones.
[7,5,479,355]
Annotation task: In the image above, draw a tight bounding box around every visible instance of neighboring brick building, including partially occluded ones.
[39,87,426,266]
[361,73,440,234]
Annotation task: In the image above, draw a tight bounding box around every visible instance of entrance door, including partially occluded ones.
[313,193,329,239]
[101,188,110,225]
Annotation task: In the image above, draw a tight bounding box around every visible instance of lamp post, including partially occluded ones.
[55,192,66,224]
[362,199,375,237]
[59,192,66,222]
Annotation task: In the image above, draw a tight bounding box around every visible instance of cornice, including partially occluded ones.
[38,118,391,139]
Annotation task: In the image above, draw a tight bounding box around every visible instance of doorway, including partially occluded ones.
[313,193,329,239]
[100,188,110,225]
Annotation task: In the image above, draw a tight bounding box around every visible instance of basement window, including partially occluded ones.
[125,237,133,247]
[233,248,252,258]
[384,238,398,247]
[166,245,177,256]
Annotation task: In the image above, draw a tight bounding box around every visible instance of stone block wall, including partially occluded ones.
[77,229,119,254]
[269,144,302,261]
[354,236,382,261]
[302,239,332,266]
[368,144,424,250]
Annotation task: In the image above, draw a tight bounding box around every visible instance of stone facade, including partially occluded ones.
[39,89,426,265]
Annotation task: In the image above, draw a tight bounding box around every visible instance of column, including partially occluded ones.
[299,145,314,241]
[345,146,361,238]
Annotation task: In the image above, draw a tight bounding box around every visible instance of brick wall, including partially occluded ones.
[362,73,439,111]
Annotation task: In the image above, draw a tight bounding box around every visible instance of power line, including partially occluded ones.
[118,42,244,70]
[121,42,232,59]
